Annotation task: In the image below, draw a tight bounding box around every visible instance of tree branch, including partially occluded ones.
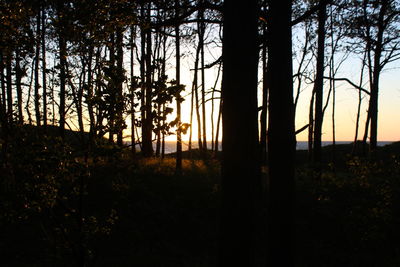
[323,76,370,95]
[291,0,333,26]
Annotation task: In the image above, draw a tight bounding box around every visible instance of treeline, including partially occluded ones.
[0,0,222,170]
[1,0,399,161]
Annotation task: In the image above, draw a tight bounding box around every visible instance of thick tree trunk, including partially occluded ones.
[219,0,260,265]
[369,0,387,152]
[267,0,296,266]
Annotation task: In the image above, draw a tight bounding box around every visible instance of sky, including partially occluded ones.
[119,22,400,144]
[159,52,400,143]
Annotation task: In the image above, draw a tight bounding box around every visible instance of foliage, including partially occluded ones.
[296,154,400,266]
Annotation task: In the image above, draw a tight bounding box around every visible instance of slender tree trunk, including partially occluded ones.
[188,73,194,151]
[35,8,41,126]
[0,51,6,123]
[219,0,260,265]
[116,27,124,146]
[130,26,136,156]
[329,8,336,162]
[308,90,315,162]
[26,59,34,125]
[87,45,95,148]
[175,0,183,173]
[353,51,367,154]
[143,4,153,156]
[267,0,295,265]
[189,39,201,151]
[211,63,221,152]
[140,6,147,154]
[42,6,47,128]
[194,43,203,151]
[58,1,66,139]
[108,33,115,143]
[199,6,207,152]
[313,2,327,169]
[15,49,24,124]
[260,32,269,165]
[6,52,13,124]
[215,98,222,153]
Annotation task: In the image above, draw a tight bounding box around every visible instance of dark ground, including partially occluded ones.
[1,126,400,266]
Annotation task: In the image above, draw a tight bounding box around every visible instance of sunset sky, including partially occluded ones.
[158,53,400,143]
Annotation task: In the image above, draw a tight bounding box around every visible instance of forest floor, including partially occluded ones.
[1,125,400,266]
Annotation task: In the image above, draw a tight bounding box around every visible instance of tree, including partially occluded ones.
[219,0,260,265]
[267,0,296,265]
[175,0,183,173]
[348,0,400,152]
[313,0,327,172]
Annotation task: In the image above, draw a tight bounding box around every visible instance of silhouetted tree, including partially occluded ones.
[267,0,296,265]
[219,0,260,265]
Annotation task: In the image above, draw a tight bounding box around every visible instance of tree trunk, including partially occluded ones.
[116,28,124,146]
[369,0,387,152]
[260,30,269,165]
[42,6,47,128]
[199,5,207,152]
[35,8,41,126]
[108,33,115,143]
[219,0,260,265]
[6,52,13,124]
[0,51,6,124]
[175,0,183,173]
[142,4,154,157]
[313,1,327,169]
[267,0,295,265]
[87,44,95,149]
[15,49,24,124]
[58,1,66,139]
[130,25,136,156]
[353,51,367,154]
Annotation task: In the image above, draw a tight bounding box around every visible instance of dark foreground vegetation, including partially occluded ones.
[1,125,400,266]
